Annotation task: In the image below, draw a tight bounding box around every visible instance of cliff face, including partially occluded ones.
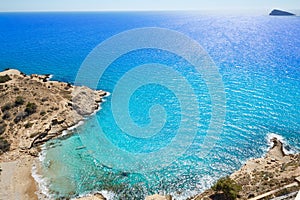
[269,9,295,16]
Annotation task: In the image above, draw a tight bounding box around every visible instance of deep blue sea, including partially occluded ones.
[0,12,300,199]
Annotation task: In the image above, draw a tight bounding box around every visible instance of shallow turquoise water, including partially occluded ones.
[1,12,299,199]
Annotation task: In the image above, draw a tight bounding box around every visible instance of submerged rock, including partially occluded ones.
[269,9,295,16]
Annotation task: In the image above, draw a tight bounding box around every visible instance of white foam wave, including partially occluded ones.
[266,133,296,155]
[71,190,115,200]
[31,158,52,200]
[32,92,110,199]
[100,190,115,200]
[38,144,47,162]
[62,120,84,136]
[45,74,53,81]
[88,91,110,117]
[104,91,111,98]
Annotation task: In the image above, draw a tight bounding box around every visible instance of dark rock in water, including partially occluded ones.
[121,172,129,176]
[269,9,295,16]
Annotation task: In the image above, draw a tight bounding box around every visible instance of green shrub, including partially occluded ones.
[25,122,33,128]
[41,97,48,102]
[0,137,10,154]
[14,111,27,123]
[0,75,11,83]
[212,176,241,200]
[15,96,24,106]
[0,123,6,135]
[1,103,12,112]
[40,110,46,116]
[25,102,37,115]
[2,111,10,120]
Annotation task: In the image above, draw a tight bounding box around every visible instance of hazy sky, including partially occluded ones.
[0,0,299,12]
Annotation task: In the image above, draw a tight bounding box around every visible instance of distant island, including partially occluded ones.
[269,9,295,16]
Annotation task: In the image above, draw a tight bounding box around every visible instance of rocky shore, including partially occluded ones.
[192,137,300,200]
[77,137,299,200]
[0,69,107,199]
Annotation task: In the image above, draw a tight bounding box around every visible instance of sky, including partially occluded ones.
[0,0,299,12]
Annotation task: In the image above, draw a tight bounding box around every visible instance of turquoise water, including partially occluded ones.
[1,12,300,199]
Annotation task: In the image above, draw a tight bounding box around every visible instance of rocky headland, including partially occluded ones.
[0,69,107,199]
[191,137,300,200]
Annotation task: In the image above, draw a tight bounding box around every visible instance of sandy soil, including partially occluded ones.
[0,156,38,200]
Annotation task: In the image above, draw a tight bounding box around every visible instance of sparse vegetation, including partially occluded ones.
[0,137,10,154]
[212,176,242,200]
[2,111,11,120]
[40,110,46,116]
[25,102,37,115]
[14,111,28,123]
[25,122,33,128]
[1,102,12,112]
[15,96,25,106]
[0,74,11,83]
[41,97,48,102]
[0,122,6,135]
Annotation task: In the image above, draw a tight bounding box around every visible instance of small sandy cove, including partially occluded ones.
[0,69,106,200]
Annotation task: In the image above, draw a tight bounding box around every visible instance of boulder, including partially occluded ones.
[145,194,172,200]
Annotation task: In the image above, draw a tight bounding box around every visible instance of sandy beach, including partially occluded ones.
[0,156,38,200]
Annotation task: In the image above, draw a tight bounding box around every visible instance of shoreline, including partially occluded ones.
[0,69,107,200]
[76,133,299,200]
[0,69,299,200]
[32,106,108,200]
[191,136,300,200]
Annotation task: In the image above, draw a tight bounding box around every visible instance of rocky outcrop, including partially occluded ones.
[72,86,106,116]
[269,9,295,16]
[145,194,172,200]
[192,137,300,200]
[0,69,107,161]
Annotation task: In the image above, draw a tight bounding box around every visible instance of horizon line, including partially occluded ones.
[0,8,299,13]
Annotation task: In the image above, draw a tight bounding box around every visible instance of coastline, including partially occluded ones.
[0,69,299,200]
[77,134,300,200]
[191,136,300,200]
[0,69,107,200]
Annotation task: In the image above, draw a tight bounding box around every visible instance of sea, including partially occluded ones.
[0,11,299,199]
